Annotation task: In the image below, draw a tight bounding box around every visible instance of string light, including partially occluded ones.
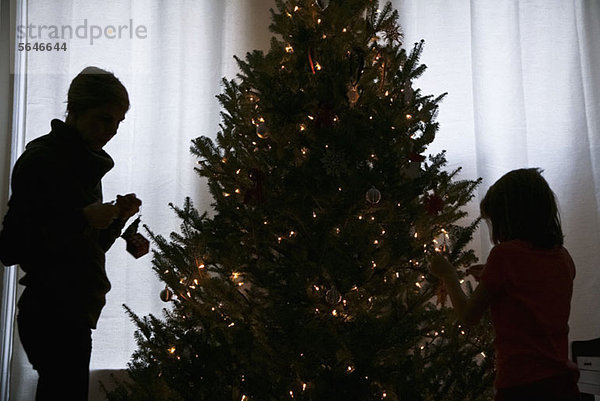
[285,44,294,53]
[168,346,176,354]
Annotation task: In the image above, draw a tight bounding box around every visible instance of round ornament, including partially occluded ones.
[160,287,173,302]
[366,186,382,205]
[326,287,342,305]
[256,123,269,139]
[315,0,330,11]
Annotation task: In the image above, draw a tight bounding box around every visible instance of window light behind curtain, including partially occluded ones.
[6,1,600,400]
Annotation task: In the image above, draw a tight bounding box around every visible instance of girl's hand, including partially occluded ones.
[428,254,458,281]
[466,264,486,282]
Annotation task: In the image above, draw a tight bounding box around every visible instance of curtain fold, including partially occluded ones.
[5,1,600,399]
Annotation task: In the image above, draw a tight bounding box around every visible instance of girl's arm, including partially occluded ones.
[429,255,492,326]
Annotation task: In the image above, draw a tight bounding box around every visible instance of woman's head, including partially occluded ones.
[65,66,129,150]
[480,168,563,249]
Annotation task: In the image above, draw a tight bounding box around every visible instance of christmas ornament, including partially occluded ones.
[347,84,360,108]
[424,194,444,216]
[325,287,342,305]
[435,283,448,306]
[365,186,382,205]
[121,216,150,259]
[384,25,403,45]
[256,123,269,139]
[314,0,330,11]
[160,286,173,302]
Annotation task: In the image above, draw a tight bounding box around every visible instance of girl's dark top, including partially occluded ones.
[0,119,125,329]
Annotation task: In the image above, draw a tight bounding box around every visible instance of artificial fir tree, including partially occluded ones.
[106,1,495,400]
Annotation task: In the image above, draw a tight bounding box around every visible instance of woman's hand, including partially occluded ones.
[115,193,142,220]
[428,254,458,281]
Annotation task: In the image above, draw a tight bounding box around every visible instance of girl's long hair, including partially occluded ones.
[480,168,564,249]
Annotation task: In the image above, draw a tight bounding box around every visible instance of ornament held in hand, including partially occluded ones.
[122,216,150,259]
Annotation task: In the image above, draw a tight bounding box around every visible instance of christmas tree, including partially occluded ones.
[106,1,494,400]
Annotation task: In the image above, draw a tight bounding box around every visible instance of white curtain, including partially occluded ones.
[4,1,599,400]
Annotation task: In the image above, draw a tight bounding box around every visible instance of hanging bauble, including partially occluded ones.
[366,186,382,205]
[160,287,173,302]
[121,216,150,259]
[256,123,269,139]
[326,287,342,305]
[347,84,360,108]
[315,0,330,11]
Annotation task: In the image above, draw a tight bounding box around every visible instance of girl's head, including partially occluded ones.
[480,168,563,249]
[65,66,129,150]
